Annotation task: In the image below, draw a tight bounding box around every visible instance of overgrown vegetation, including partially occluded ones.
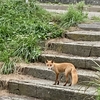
[91,16,100,21]
[0,0,63,74]
[0,0,87,74]
[91,60,100,100]
[60,2,87,29]
[76,1,85,11]
[0,60,16,74]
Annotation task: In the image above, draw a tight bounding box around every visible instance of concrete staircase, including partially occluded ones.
[0,3,100,100]
[38,3,100,18]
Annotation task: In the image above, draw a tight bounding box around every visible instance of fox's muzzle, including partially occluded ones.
[48,67,52,70]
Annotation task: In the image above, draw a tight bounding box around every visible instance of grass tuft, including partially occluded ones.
[60,2,87,29]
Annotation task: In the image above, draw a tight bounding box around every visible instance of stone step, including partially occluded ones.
[8,78,97,100]
[0,90,39,100]
[38,3,100,12]
[65,31,100,41]
[21,64,99,86]
[39,50,100,70]
[78,23,100,31]
[38,1,100,6]
[46,39,100,57]
[0,74,42,100]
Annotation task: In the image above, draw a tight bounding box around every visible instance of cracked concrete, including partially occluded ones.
[0,72,97,100]
[8,79,97,100]
[78,23,100,31]
[39,52,100,70]
[65,31,100,41]
[46,41,100,57]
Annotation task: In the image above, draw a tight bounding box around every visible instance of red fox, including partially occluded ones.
[45,60,78,86]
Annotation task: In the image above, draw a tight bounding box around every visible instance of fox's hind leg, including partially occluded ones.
[68,74,72,86]
[63,68,71,86]
[63,76,68,86]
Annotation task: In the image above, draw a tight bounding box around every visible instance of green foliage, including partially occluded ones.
[13,34,41,62]
[97,88,100,100]
[76,1,85,12]
[0,0,51,39]
[60,2,87,29]
[0,0,63,40]
[0,0,63,74]
[91,16,100,21]
[91,60,100,100]
[0,60,16,74]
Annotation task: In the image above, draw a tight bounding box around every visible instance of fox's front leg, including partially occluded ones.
[53,73,59,85]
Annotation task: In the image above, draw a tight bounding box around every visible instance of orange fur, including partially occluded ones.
[46,60,78,86]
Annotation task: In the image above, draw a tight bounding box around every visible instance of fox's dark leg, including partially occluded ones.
[68,74,72,86]
[69,83,71,86]
[63,75,68,86]
[53,73,59,85]
[57,80,59,85]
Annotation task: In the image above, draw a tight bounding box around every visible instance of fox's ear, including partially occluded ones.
[45,60,48,63]
[51,60,53,63]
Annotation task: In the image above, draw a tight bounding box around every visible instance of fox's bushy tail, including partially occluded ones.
[71,68,78,85]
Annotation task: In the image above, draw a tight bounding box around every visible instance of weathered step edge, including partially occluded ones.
[21,65,99,86]
[38,3,100,11]
[39,52,100,70]
[65,31,100,41]
[8,79,97,100]
[78,23,100,31]
[0,90,38,100]
[47,41,100,57]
